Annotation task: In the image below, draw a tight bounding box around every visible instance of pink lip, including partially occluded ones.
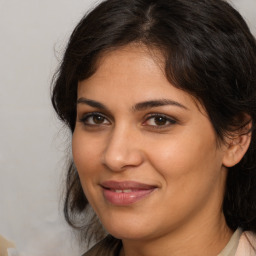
[101,181,157,206]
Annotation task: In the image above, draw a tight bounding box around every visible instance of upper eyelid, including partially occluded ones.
[144,113,177,121]
[78,112,111,123]
[78,111,178,126]
[77,108,114,121]
[79,111,108,119]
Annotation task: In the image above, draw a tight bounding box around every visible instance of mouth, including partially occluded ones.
[100,180,157,205]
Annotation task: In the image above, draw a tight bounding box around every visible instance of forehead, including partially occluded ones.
[77,44,202,112]
[92,44,165,80]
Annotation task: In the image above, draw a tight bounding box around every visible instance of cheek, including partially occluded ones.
[150,137,215,173]
[72,131,104,209]
[72,130,103,179]
[148,129,223,193]
[146,136,225,221]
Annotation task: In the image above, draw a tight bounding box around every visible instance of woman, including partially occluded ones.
[51,0,256,255]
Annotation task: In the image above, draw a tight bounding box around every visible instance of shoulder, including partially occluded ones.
[235,231,256,256]
[81,235,122,256]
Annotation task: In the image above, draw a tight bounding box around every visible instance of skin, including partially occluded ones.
[72,45,234,256]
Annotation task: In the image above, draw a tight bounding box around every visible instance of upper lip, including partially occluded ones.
[101,180,157,190]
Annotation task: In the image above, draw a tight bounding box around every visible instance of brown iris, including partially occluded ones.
[154,116,167,126]
[93,115,105,124]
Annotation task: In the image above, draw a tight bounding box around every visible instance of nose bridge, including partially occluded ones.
[102,123,143,171]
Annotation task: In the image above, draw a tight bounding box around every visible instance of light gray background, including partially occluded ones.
[0,0,255,255]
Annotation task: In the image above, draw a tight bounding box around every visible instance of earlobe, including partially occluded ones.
[222,125,252,168]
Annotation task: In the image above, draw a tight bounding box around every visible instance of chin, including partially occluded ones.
[108,228,150,241]
[101,215,152,240]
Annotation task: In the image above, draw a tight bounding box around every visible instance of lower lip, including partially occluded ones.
[102,188,155,205]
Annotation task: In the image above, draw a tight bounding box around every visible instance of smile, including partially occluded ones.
[101,181,157,205]
[112,189,133,193]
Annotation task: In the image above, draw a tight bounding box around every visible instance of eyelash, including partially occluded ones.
[79,112,111,126]
[78,112,177,129]
[143,113,177,128]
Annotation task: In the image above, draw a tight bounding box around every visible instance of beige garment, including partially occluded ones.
[218,229,242,256]
[235,231,256,256]
[0,235,15,256]
[83,230,256,256]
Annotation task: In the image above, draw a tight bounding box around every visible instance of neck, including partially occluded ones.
[120,213,233,256]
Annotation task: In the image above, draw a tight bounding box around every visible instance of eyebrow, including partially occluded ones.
[77,98,108,110]
[76,97,188,111]
[132,99,188,111]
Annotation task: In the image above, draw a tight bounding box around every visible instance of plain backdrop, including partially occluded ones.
[0,0,255,255]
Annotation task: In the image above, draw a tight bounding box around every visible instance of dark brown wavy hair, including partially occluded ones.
[52,0,256,242]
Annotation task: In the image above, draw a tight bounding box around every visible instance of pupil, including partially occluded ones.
[93,115,104,124]
[155,116,166,125]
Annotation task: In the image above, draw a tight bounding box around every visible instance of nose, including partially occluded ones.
[102,125,144,171]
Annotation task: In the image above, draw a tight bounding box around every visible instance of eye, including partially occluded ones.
[143,114,176,127]
[79,112,110,126]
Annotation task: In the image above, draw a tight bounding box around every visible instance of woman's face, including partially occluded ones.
[72,45,228,241]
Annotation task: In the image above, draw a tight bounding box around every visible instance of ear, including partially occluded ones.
[222,121,252,168]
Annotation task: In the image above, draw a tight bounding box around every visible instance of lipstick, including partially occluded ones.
[101,181,157,205]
